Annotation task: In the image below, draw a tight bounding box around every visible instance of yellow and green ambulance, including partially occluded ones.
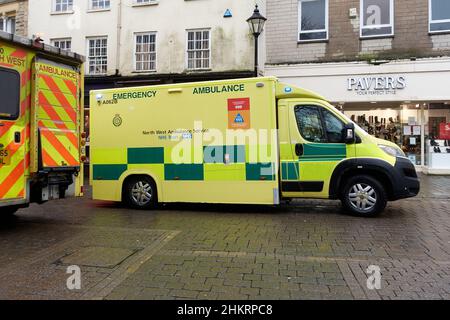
[0,32,85,216]
[90,77,419,217]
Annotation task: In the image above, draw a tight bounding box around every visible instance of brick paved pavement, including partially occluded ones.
[0,174,449,300]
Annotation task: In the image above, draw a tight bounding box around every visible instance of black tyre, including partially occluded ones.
[123,176,157,210]
[340,175,387,217]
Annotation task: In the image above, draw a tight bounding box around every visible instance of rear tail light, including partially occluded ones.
[81,155,87,162]
[81,132,86,139]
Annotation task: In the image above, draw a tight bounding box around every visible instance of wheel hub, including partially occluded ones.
[348,183,377,212]
[131,181,152,206]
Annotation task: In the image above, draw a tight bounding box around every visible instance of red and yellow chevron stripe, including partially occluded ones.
[35,62,80,168]
[0,46,31,200]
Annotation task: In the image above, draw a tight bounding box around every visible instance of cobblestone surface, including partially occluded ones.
[0,174,449,300]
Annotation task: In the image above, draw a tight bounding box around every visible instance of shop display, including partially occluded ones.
[351,114,402,144]
[426,139,450,170]
[349,112,422,165]
[344,103,449,171]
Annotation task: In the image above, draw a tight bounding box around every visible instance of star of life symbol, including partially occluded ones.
[234,113,244,123]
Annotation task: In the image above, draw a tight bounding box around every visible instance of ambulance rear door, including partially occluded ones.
[30,58,81,172]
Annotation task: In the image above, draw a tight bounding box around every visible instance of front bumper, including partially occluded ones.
[391,157,420,200]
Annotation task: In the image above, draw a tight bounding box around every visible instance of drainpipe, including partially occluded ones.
[115,0,122,76]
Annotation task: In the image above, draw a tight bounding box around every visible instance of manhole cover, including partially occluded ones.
[58,247,137,268]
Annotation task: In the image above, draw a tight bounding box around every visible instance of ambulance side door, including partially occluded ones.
[0,65,26,202]
[281,101,354,199]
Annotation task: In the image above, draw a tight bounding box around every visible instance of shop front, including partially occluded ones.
[265,57,450,174]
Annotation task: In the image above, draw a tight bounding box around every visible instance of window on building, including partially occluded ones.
[298,0,328,41]
[0,67,20,120]
[187,30,210,70]
[0,16,16,34]
[87,37,108,75]
[134,0,157,4]
[360,0,394,37]
[53,0,73,13]
[429,0,450,33]
[52,38,72,51]
[90,0,110,10]
[135,33,157,71]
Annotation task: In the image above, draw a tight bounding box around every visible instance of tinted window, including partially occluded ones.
[323,109,344,143]
[295,106,327,143]
[0,68,20,120]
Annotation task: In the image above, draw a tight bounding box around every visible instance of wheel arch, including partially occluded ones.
[329,158,396,200]
[117,170,163,202]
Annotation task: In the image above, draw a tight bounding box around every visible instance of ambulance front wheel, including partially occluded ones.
[340,175,387,217]
[123,176,158,210]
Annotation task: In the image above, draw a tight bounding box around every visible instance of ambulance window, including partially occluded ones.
[0,68,20,120]
[294,106,327,143]
[322,109,345,143]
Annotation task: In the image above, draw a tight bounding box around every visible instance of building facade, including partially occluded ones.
[265,0,450,173]
[0,0,28,36]
[28,0,265,101]
[28,0,265,169]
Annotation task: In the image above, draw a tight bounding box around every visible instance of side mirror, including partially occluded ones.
[343,123,355,144]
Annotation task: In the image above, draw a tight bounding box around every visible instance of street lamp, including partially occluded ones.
[247,4,266,77]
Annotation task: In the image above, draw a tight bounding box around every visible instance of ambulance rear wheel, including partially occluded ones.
[124,176,157,210]
[340,175,387,217]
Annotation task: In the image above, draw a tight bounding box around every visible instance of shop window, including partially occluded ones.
[298,0,328,41]
[429,0,450,33]
[344,104,429,166]
[0,67,20,120]
[360,0,394,38]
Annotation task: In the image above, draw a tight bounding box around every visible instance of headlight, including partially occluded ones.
[378,144,405,157]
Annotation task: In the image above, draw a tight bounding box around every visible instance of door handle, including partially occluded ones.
[14,131,21,143]
[295,143,304,156]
